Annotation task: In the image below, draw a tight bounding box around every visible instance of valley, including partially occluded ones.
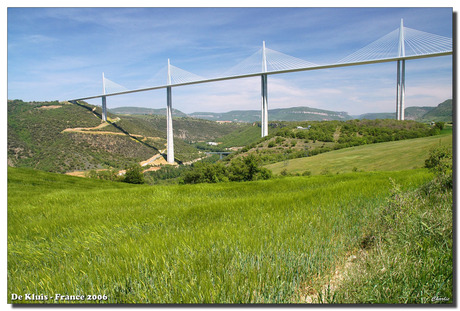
[7,97,453,304]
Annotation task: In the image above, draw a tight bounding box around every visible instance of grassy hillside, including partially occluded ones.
[266,131,452,175]
[7,100,162,172]
[228,119,438,166]
[216,123,262,147]
[420,99,452,122]
[190,107,352,122]
[9,100,250,172]
[358,112,395,120]
[8,166,437,304]
[405,106,435,120]
[358,99,452,122]
[117,114,246,142]
[113,100,450,124]
[110,107,188,117]
[359,107,434,120]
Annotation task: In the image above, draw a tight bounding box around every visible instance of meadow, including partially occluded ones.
[266,132,452,175]
[8,166,436,304]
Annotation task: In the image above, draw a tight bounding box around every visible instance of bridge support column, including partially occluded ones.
[261,74,268,137]
[396,60,401,120]
[101,96,107,122]
[396,19,406,121]
[400,59,405,120]
[102,72,107,122]
[395,59,406,120]
[261,41,268,137]
[166,59,174,164]
[166,87,174,163]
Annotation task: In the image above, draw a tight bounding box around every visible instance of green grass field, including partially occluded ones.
[8,167,435,304]
[266,133,452,175]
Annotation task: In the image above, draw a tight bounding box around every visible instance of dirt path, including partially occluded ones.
[140,150,169,167]
[61,119,163,142]
[301,251,364,303]
[62,118,120,133]
[65,149,173,178]
[63,119,177,177]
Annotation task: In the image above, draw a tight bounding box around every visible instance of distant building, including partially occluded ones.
[216,120,232,124]
[207,142,219,146]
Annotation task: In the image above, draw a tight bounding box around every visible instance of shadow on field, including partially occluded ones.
[71,100,183,163]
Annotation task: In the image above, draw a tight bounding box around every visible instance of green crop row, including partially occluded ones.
[8,167,432,304]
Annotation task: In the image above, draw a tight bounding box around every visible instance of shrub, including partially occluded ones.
[424,146,452,174]
[424,145,453,191]
[183,154,272,184]
[183,162,227,184]
[87,169,123,182]
[123,164,145,184]
[275,137,284,144]
[302,170,311,176]
[435,121,445,131]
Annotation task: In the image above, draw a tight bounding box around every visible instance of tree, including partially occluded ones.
[425,146,452,173]
[229,154,272,181]
[424,145,452,190]
[123,164,145,184]
[435,121,445,131]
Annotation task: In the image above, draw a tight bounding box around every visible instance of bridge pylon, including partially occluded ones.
[261,41,268,137]
[101,72,107,122]
[166,59,175,164]
[396,19,406,120]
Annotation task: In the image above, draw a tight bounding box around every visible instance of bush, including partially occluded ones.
[424,146,452,173]
[87,168,122,182]
[182,162,227,184]
[182,155,272,184]
[435,121,445,131]
[302,170,311,176]
[423,146,453,191]
[123,164,145,184]
[334,174,452,303]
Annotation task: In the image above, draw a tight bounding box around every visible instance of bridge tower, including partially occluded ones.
[261,41,268,137]
[101,72,107,122]
[166,59,175,164]
[396,18,406,120]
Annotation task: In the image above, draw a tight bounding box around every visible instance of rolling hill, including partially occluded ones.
[189,107,352,122]
[7,99,156,173]
[113,106,352,122]
[358,100,451,121]
[358,107,434,120]
[109,106,188,117]
[265,130,452,175]
[7,100,248,173]
[224,119,440,167]
[110,99,452,123]
[419,99,453,122]
[8,98,452,175]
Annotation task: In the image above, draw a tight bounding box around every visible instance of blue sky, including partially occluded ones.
[7,6,453,115]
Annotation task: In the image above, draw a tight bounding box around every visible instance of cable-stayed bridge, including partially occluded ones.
[70,19,452,164]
